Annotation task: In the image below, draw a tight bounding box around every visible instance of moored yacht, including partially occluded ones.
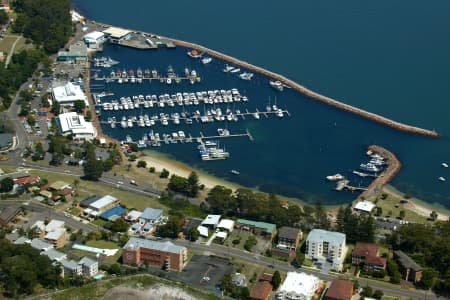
[326,174,344,181]
[201,57,212,64]
[270,80,284,91]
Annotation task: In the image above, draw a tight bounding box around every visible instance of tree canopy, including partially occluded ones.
[12,0,72,53]
[0,239,62,297]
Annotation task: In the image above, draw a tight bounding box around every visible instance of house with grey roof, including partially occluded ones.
[30,238,54,252]
[305,229,346,271]
[13,236,31,245]
[139,208,163,225]
[61,259,82,277]
[394,250,423,283]
[79,256,98,277]
[41,248,67,262]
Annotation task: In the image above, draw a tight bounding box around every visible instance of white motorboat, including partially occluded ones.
[326,174,344,181]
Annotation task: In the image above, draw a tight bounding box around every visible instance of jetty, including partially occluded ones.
[169,41,439,138]
[357,145,402,200]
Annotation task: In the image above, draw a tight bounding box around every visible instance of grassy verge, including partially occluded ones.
[373,195,429,224]
[28,170,167,212]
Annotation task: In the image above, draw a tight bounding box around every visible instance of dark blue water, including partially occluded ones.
[73,0,450,208]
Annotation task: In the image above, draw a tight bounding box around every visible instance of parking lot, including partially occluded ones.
[169,255,233,293]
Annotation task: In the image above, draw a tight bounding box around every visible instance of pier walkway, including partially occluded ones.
[358,145,402,200]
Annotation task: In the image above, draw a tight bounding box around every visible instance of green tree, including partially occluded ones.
[373,289,384,299]
[108,147,122,165]
[73,100,86,113]
[156,215,182,238]
[137,160,147,168]
[430,211,438,221]
[32,142,45,161]
[0,177,14,192]
[272,270,281,289]
[399,210,406,220]
[50,101,61,116]
[421,268,438,290]
[105,218,130,232]
[187,171,199,197]
[160,168,170,178]
[188,227,199,241]
[0,10,8,25]
[102,159,114,172]
[362,286,373,297]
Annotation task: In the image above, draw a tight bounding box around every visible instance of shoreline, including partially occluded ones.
[76,14,449,212]
[383,184,450,221]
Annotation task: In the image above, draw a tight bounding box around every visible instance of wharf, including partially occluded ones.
[93,76,201,83]
[357,145,402,200]
[170,40,439,138]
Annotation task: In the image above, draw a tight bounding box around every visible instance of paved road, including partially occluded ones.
[172,239,440,300]
[0,202,97,233]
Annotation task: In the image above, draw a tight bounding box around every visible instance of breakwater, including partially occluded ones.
[358,145,402,200]
[170,39,439,138]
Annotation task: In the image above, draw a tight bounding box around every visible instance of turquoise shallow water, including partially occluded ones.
[72,0,450,208]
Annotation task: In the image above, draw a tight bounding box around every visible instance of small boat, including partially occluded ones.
[230,170,240,175]
[230,68,241,73]
[187,49,202,58]
[239,72,254,80]
[360,163,380,173]
[201,57,212,64]
[223,64,234,73]
[326,174,344,181]
[438,176,446,182]
[442,163,448,168]
[270,80,284,91]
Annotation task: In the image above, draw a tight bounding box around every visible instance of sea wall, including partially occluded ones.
[171,40,439,138]
[358,145,402,200]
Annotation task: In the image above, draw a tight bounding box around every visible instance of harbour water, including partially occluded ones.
[73,0,450,208]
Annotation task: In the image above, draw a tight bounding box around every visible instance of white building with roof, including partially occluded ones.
[197,225,209,237]
[79,256,98,277]
[305,229,346,271]
[85,195,119,216]
[217,219,235,232]
[103,27,132,43]
[276,272,320,300]
[201,215,221,229]
[125,210,142,222]
[30,238,54,252]
[52,82,88,107]
[83,31,105,49]
[354,200,376,213]
[58,112,96,141]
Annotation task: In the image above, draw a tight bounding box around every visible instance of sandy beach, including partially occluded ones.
[139,151,241,191]
[383,185,450,221]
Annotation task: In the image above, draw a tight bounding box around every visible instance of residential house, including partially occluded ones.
[201,214,221,229]
[232,273,247,287]
[324,280,353,300]
[139,207,163,226]
[394,250,423,283]
[13,176,40,186]
[250,281,273,300]
[236,219,277,240]
[305,229,346,271]
[61,259,82,277]
[217,219,235,232]
[41,248,67,263]
[32,220,67,249]
[352,243,387,271]
[30,238,54,252]
[79,256,98,277]
[0,205,22,227]
[123,237,187,272]
[277,226,303,250]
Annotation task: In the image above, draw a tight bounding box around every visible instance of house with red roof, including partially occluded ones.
[14,176,40,186]
[324,280,353,300]
[352,242,387,271]
[250,281,273,300]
